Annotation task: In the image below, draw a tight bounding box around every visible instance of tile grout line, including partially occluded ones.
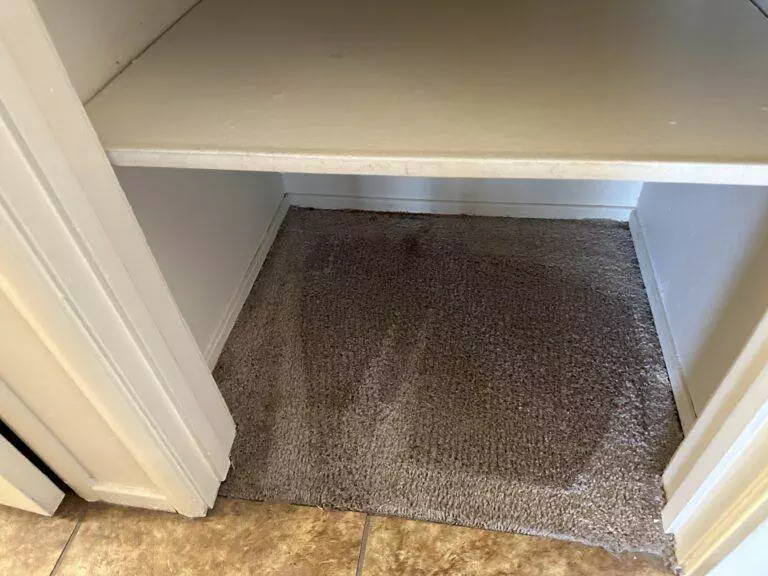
[355,515,372,576]
[48,507,86,576]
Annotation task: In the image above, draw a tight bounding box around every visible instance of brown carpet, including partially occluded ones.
[214,208,683,556]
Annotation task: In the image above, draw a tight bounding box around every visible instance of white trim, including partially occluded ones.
[106,150,768,187]
[0,376,97,501]
[677,404,768,576]
[0,434,65,516]
[664,311,768,523]
[0,1,232,481]
[629,211,697,433]
[204,195,290,367]
[662,310,768,574]
[0,0,233,517]
[288,193,634,221]
[90,483,173,512]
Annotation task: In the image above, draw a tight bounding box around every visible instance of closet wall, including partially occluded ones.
[114,167,285,366]
[34,0,196,101]
[32,0,289,367]
[635,184,768,416]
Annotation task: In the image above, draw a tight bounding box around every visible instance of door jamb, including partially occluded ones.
[0,0,234,516]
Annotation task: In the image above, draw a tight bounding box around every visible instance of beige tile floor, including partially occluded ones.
[1,495,673,575]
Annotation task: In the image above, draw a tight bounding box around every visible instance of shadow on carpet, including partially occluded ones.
[214,208,683,556]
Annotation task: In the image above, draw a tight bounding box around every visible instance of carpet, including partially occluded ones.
[214,208,683,556]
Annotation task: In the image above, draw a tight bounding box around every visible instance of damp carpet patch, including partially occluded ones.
[214,208,683,556]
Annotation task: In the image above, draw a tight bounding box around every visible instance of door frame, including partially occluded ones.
[0,0,233,516]
[662,309,768,575]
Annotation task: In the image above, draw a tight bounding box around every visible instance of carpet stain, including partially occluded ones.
[214,208,683,557]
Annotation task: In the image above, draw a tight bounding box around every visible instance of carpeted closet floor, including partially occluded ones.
[214,208,683,557]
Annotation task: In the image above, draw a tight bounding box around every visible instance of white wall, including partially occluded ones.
[284,175,642,220]
[636,183,768,415]
[34,0,197,101]
[116,167,284,366]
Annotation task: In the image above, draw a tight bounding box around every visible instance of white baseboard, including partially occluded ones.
[629,211,697,434]
[288,193,634,220]
[91,482,174,512]
[203,196,290,368]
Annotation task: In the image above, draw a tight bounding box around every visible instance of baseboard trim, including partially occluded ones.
[288,193,634,221]
[629,211,697,434]
[203,196,290,368]
[91,482,174,512]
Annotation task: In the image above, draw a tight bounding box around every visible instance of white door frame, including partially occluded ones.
[2,0,766,571]
[662,309,768,575]
[0,0,233,516]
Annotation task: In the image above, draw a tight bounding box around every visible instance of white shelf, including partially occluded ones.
[86,0,768,184]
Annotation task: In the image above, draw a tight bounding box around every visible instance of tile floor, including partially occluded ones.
[1,495,673,575]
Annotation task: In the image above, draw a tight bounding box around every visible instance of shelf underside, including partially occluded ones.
[86,0,768,184]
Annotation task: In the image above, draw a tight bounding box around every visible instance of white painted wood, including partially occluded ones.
[15,1,235,459]
[34,0,198,101]
[664,311,768,520]
[662,310,768,574]
[9,0,235,460]
[0,436,64,516]
[636,184,768,414]
[0,0,234,516]
[0,289,152,490]
[290,193,634,221]
[285,175,640,220]
[0,377,97,502]
[116,167,285,366]
[85,0,768,184]
[708,518,768,576]
[89,483,170,512]
[629,212,696,434]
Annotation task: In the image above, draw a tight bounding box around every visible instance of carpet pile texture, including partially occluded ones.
[214,208,683,556]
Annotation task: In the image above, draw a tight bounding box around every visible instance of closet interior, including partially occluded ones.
[32,0,768,561]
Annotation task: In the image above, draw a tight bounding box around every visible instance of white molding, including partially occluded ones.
[677,406,768,576]
[106,150,768,187]
[0,376,97,501]
[661,309,768,574]
[664,311,768,522]
[629,211,697,433]
[0,435,65,516]
[0,0,233,517]
[288,193,634,221]
[204,196,290,368]
[91,483,173,512]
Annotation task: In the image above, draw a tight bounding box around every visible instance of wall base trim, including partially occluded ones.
[629,210,697,434]
[288,193,634,221]
[91,482,174,512]
[203,196,290,368]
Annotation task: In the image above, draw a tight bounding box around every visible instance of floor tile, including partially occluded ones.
[361,516,673,576]
[0,494,84,576]
[56,497,365,576]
